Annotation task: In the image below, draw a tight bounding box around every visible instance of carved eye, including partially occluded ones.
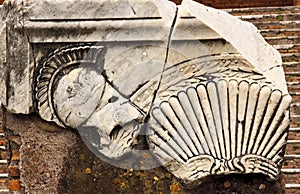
[33,44,106,128]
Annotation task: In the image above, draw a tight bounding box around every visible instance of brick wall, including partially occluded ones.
[171,0,295,8]
[193,0,294,8]
[0,107,23,193]
[0,0,297,7]
[0,107,9,193]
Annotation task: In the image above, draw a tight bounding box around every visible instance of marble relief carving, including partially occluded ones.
[34,44,106,128]
[0,0,291,186]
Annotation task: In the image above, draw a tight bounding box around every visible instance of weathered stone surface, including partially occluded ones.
[0,0,292,191]
[0,0,33,114]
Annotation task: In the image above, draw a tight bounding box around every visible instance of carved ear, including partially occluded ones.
[33,44,106,128]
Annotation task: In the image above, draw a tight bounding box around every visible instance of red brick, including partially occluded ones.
[291,116,300,126]
[287,86,300,93]
[0,164,7,173]
[0,139,6,146]
[8,136,21,146]
[8,180,20,191]
[11,150,19,161]
[0,179,8,189]
[288,131,300,140]
[283,174,300,184]
[283,158,300,169]
[286,189,300,194]
[286,143,300,155]
[290,123,300,128]
[285,76,300,82]
[8,165,19,177]
[291,106,300,115]
[0,152,8,160]
[170,0,293,8]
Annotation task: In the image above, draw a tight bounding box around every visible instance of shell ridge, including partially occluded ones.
[243,83,261,154]
[159,102,195,158]
[242,82,260,155]
[270,133,288,162]
[178,90,206,154]
[196,84,218,157]
[207,81,227,159]
[149,125,186,163]
[152,106,190,160]
[177,91,205,154]
[217,79,230,159]
[192,86,217,156]
[236,81,250,157]
[228,80,238,158]
[256,90,283,155]
[164,96,197,158]
[169,96,199,156]
[197,84,222,158]
[266,114,289,160]
[267,126,289,160]
[186,87,212,155]
[261,100,290,157]
[248,86,272,153]
[150,131,185,164]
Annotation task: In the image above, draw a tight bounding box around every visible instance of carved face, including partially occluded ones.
[53,67,105,128]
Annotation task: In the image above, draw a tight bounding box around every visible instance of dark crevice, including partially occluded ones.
[109,124,123,139]
[28,40,37,113]
[108,96,119,103]
[129,81,149,98]
[101,70,129,100]
[29,17,163,22]
[101,70,146,116]
[143,7,179,123]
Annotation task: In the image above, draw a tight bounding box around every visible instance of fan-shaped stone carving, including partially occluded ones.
[148,79,291,184]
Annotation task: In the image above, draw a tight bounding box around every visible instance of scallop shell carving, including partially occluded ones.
[33,44,106,127]
[148,79,291,184]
